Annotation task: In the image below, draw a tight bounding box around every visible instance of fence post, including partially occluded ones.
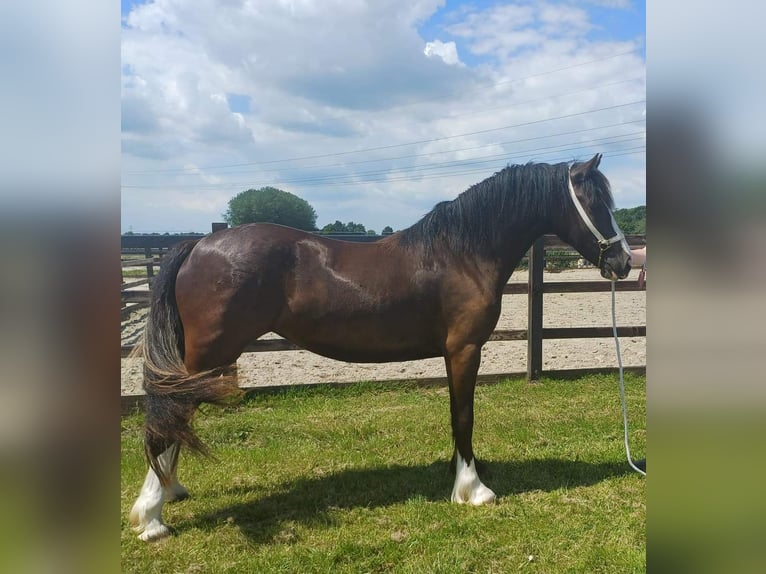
[527,237,544,382]
[144,246,154,279]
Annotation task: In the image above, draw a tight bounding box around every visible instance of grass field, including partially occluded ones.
[121,374,646,573]
[122,268,149,278]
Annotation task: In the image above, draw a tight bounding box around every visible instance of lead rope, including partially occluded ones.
[611,280,646,476]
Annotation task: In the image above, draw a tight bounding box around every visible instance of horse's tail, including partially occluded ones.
[135,239,241,485]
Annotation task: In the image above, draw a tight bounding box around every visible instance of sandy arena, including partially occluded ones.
[121,268,645,395]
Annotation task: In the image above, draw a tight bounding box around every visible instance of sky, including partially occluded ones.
[121,0,645,234]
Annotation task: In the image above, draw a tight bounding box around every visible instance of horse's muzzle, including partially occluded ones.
[601,258,631,281]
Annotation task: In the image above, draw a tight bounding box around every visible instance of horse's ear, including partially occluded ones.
[571,153,602,182]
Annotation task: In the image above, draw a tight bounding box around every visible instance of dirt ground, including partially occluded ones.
[121,268,645,395]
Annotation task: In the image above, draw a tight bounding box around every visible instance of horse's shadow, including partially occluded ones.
[180,458,631,544]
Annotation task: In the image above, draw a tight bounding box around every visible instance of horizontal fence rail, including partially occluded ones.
[120,278,644,306]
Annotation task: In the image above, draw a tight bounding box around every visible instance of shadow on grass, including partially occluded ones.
[181,458,632,544]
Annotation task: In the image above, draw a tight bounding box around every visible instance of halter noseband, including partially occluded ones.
[567,169,626,268]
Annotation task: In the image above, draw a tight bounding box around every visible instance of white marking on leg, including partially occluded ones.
[129,446,180,541]
[129,466,170,541]
[451,453,496,505]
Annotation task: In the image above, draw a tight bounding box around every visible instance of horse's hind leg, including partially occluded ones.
[445,344,496,505]
[129,443,180,541]
[162,442,189,502]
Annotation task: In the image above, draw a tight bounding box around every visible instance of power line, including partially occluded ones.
[209,135,647,188]
[126,73,645,176]
[123,138,645,190]
[304,145,646,188]
[280,145,648,188]
[132,118,646,178]
[123,127,646,189]
[125,99,644,175]
[125,81,644,178]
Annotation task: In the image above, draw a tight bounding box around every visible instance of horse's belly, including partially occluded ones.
[275,323,442,363]
[303,343,441,363]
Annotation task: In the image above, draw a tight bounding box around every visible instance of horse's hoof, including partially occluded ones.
[469,484,497,505]
[451,454,496,505]
[137,522,172,542]
[452,483,496,505]
[130,501,173,541]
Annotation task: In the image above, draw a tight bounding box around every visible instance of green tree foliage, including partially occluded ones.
[320,220,348,233]
[613,205,646,235]
[345,221,367,234]
[382,225,394,235]
[320,220,368,234]
[224,187,317,230]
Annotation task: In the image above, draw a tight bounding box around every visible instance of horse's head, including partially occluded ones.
[556,154,631,281]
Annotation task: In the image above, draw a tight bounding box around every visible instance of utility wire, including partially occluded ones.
[123,131,645,189]
[128,118,645,178]
[125,99,644,176]
[123,145,645,191]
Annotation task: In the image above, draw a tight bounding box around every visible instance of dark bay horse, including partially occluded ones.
[130,154,631,540]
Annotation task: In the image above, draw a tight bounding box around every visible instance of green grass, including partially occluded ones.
[122,268,149,278]
[121,374,646,573]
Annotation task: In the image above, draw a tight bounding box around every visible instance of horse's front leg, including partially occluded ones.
[445,344,496,505]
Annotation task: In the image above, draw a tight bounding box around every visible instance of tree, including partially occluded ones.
[382,226,394,235]
[319,220,367,234]
[224,187,317,230]
[320,220,348,233]
[345,221,366,234]
[613,206,646,235]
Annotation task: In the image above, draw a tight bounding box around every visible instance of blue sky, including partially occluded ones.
[121,1,645,233]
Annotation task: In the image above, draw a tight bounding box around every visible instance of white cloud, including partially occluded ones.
[539,4,591,35]
[424,39,463,66]
[447,3,596,59]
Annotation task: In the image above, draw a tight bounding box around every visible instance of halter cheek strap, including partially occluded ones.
[567,170,628,267]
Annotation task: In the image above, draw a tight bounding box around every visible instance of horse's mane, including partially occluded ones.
[396,162,556,257]
[396,162,614,255]
[394,159,615,258]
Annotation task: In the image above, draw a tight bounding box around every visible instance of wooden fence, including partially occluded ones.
[122,228,645,400]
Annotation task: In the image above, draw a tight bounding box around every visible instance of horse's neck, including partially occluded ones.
[439,220,548,297]
[495,219,550,285]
